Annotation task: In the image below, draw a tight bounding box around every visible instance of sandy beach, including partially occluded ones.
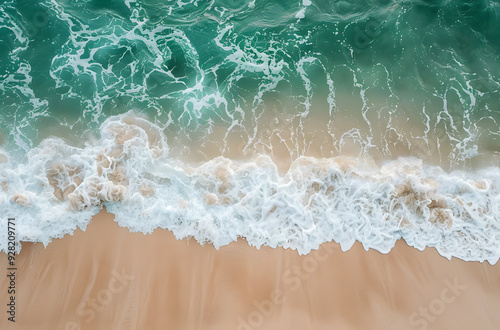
[2,1,500,329]
[1,207,499,330]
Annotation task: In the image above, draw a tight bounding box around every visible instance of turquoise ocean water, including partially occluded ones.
[0,0,499,262]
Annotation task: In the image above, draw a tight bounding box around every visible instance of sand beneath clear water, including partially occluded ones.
[0,207,499,330]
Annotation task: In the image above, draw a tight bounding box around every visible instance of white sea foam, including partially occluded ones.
[1,112,499,263]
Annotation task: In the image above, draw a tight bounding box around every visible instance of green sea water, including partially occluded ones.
[0,0,499,167]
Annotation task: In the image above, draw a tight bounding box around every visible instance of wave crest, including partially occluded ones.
[1,113,499,264]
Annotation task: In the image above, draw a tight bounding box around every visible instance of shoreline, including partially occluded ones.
[2,113,498,263]
[1,207,499,329]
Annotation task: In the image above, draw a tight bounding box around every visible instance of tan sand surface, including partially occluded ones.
[1,208,499,330]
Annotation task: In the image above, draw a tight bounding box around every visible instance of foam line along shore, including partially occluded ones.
[1,112,499,264]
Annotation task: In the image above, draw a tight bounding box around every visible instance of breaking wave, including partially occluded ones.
[1,113,499,264]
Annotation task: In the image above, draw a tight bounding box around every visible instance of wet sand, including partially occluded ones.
[1,207,500,330]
